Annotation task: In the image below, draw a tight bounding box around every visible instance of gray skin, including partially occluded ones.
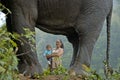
[1,0,113,75]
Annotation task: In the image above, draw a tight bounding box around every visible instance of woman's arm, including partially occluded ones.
[51,48,64,57]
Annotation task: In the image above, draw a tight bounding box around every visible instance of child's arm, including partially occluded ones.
[46,54,52,58]
[43,51,46,56]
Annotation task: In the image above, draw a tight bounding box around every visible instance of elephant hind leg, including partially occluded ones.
[68,31,101,75]
[67,33,79,67]
[67,12,106,75]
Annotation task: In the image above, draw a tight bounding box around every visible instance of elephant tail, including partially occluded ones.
[106,5,113,67]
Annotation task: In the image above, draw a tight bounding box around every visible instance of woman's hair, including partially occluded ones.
[58,39,64,49]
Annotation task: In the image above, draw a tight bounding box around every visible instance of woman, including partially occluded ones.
[47,39,64,69]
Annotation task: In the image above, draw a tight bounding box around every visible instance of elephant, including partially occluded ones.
[1,0,113,76]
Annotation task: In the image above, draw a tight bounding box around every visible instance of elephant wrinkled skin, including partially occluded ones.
[1,0,113,76]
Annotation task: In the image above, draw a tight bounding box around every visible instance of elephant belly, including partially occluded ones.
[37,0,80,28]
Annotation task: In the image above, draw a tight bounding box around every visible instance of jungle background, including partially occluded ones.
[0,0,120,79]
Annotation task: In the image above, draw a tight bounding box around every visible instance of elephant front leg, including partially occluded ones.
[6,2,43,76]
[14,25,43,76]
[16,36,43,76]
[14,27,43,76]
[68,31,101,76]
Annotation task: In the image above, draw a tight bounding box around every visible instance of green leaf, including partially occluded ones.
[0,66,5,73]
[10,40,17,47]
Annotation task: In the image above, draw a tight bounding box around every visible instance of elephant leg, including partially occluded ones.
[67,33,79,67]
[7,1,43,76]
[15,21,42,76]
[68,31,102,75]
[68,14,105,75]
[16,37,42,76]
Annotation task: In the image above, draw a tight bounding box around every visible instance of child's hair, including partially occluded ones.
[46,44,52,49]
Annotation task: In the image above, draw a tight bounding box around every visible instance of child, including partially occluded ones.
[43,44,52,65]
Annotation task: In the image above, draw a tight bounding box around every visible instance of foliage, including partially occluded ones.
[51,65,67,75]
[86,69,120,80]
[0,2,11,15]
[80,63,120,80]
[0,26,19,80]
[22,28,35,44]
[32,65,68,79]
[0,25,36,80]
[21,28,35,52]
[43,65,67,76]
[110,71,120,80]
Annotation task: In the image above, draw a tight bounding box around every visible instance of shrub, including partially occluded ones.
[0,26,19,80]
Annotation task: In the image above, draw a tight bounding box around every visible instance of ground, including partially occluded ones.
[19,74,83,80]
